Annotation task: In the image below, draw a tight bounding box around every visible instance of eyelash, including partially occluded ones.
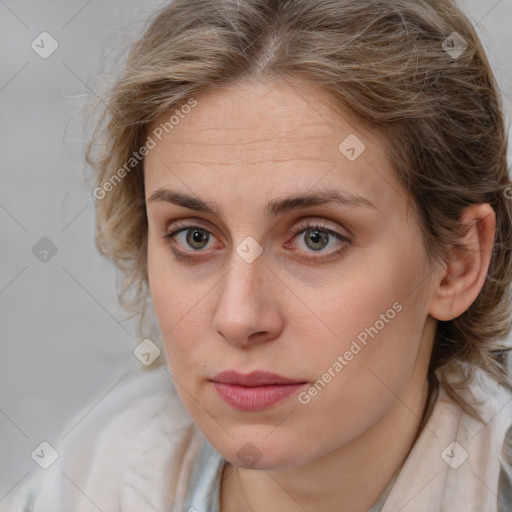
[163,220,351,264]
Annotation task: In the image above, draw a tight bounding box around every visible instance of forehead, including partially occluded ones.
[149,78,369,154]
[144,78,404,212]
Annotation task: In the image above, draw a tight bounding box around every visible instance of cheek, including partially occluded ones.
[293,293,427,450]
[309,241,425,346]
[147,239,199,368]
[303,239,430,388]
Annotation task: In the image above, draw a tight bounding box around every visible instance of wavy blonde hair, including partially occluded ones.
[85,0,512,416]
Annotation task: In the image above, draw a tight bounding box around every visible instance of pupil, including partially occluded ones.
[306,229,328,251]
[187,229,208,249]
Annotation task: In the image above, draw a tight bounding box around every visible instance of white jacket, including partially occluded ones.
[2,364,511,512]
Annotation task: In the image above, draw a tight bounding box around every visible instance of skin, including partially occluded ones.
[144,78,495,512]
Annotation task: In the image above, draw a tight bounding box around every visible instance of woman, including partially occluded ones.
[7,0,512,510]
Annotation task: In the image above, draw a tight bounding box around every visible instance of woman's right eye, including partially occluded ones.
[164,225,222,262]
[170,227,215,250]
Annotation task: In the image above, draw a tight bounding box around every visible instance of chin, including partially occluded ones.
[212,433,311,471]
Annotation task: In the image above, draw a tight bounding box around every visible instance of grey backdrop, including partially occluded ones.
[1,0,511,501]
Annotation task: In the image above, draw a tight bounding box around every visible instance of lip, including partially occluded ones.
[211,370,305,386]
[211,370,307,411]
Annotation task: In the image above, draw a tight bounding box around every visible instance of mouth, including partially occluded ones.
[210,370,308,411]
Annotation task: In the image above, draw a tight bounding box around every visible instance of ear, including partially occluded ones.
[429,204,496,321]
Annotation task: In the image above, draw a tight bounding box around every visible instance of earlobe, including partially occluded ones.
[429,204,496,322]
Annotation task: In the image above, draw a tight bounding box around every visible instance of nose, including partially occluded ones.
[211,250,284,349]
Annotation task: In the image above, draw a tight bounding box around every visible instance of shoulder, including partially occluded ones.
[2,366,200,512]
[381,364,512,512]
[444,363,512,439]
[442,365,512,511]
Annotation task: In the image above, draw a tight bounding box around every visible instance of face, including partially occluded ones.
[144,78,438,470]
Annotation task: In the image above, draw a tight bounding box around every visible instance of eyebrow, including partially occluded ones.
[147,188,376,216]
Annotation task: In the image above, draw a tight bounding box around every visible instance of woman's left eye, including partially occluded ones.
[164,221,350,263]
[286,221,350,262]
